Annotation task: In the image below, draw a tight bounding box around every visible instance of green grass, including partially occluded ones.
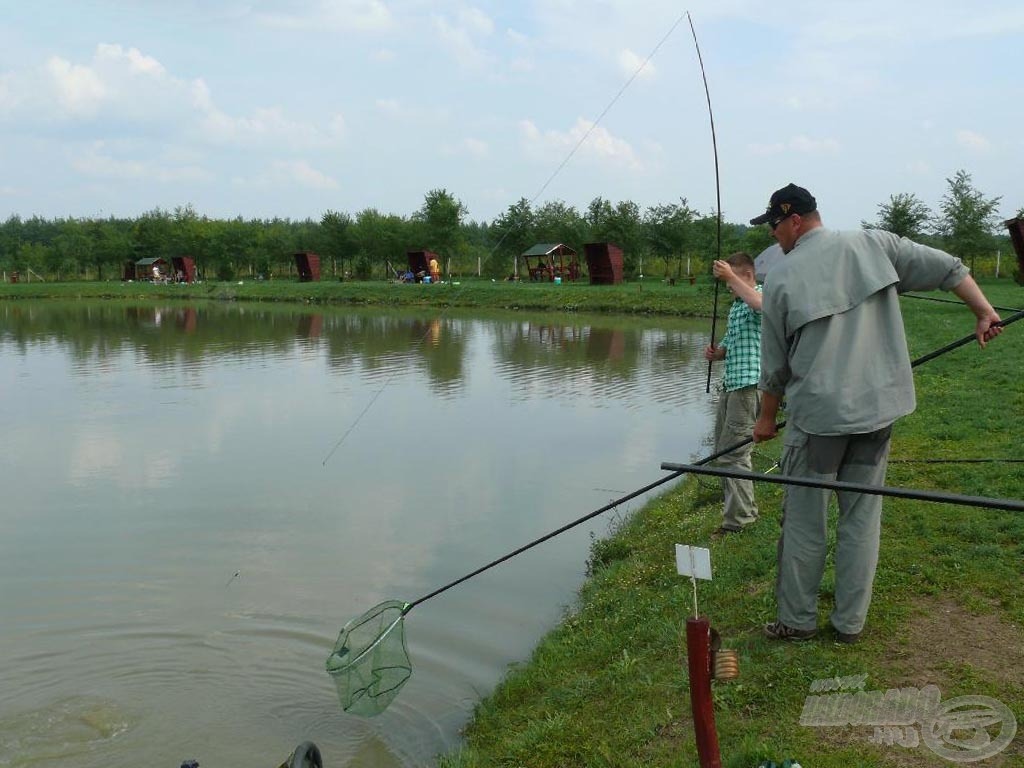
[437,282,1024,768]
[0,276,720,317]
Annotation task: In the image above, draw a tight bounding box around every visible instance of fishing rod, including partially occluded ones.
[890,457,1024,464]
[687,12,722,395]
[658,463,1024,512]
[405,307,1023,612]
[901,292,1022,314]
[327,300,1022,717]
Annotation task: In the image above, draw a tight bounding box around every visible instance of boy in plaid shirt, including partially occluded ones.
[703,251,763,534]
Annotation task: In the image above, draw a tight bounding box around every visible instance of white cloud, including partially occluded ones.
[4,45,345,155]
[96,43,166,77]
[433,8,495,69]
[747,135,840,156]
[375,98,402,115]
[618,48,656,79]
[464,137,489,157]
[272,159,339,189]
[71,142,214,183]
[46,56,107,117]
[196,105,345,150]
[373,48,396,62]
[253,0,392,30]
[506,28,529,46]
[519,117,642,171]
[955,129,991,152]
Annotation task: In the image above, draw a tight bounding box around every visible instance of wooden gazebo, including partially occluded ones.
[519,243,580,282]
[126,257,170,282]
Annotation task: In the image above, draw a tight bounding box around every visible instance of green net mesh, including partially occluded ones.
[325,600,412,717]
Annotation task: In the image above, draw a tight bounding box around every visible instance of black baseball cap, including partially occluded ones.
[749,183,817,226]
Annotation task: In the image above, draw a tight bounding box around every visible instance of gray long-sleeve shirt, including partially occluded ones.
[759,227,968,435]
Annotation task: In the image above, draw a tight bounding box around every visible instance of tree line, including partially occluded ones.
[1,170,1019,284]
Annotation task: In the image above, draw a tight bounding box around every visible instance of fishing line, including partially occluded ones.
[321,10,691,466]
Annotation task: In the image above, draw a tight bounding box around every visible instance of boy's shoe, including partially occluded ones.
[763,620,816,641]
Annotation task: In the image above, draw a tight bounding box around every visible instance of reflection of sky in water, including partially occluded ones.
[0,302,715,768]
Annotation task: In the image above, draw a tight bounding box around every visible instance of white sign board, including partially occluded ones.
[675,544,712,580]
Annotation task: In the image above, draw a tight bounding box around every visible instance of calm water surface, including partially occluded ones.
[0,300,715,767]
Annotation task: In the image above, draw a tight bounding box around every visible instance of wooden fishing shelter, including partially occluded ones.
[1005,218,1024,283]
[127,257,170,281]
[172,256,196,283]
[519,243,580,282]
[407,250,439,282]
[584,242,624,284]
[294,251,321,282]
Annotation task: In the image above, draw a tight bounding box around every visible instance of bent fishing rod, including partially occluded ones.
[402,308,1022,614]
[687,12,722,395]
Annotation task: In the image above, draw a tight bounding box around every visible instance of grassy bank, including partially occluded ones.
[437,283,1024,768]
[0,277,717,317]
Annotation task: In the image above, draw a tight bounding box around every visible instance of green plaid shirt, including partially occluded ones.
[720,286,762,391]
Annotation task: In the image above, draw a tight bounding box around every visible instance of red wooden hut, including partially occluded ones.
[294,251,321,282]
[407,250,439,283]
[1005,218,1024,284]
[171,255,196,283]
[584,242,624,285]
[519,243,580,282]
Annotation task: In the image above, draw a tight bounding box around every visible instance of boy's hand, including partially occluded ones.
[703,344,726,361]
[712,260,736,281]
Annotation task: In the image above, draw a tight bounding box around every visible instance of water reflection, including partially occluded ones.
[0,302,705,410]
[0,300,715,768]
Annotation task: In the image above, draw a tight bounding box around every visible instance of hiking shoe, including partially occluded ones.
[763,621,816,641]
[832,627,861,645]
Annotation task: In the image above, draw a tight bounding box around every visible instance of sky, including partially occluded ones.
[1,0,1022,231]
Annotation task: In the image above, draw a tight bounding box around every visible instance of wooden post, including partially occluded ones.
[686,616,722,768]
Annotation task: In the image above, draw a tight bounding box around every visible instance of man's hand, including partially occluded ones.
[976,310,1003,348]
[753,414,778,443]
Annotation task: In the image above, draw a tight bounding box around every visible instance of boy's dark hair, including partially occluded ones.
[725,251,755,271]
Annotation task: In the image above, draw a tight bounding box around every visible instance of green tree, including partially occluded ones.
[414,188,467,261]
[490,198,535,277]
[644,198,697,278]
[533,200,586,249]
[862,193,932,238]
[934,170,1002,264]
[321,210,354,278]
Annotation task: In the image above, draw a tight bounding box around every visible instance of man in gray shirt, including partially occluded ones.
[750,183,1003,643]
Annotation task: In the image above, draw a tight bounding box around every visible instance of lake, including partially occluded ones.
[0,300,715,767]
